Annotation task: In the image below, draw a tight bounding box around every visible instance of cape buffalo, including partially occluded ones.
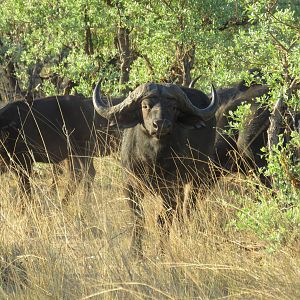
[213,81,270,177]
[0,95,122,204]
[93,81,218,256]
[213,77,299,186]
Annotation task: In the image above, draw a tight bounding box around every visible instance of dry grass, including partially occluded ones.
[0,157,299,299]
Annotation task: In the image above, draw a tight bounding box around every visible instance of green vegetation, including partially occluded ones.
[1,1,299,95]
[0,0,300,298]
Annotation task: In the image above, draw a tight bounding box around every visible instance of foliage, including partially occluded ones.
[231,192,300,248]
[225,101,252,135]
[1,1,299,92]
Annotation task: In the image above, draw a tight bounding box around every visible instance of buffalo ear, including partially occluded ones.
[109,112,141,129]
[178,114,207,129]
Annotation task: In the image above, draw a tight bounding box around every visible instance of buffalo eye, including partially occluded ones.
[142,100,153,110]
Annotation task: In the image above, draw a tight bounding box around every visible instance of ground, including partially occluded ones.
[0,156,299,299]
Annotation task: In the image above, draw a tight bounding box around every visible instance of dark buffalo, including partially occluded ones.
[213,77,300,186]
[0,95,122,204]
[213,81,270,178]
[93,81,218,256]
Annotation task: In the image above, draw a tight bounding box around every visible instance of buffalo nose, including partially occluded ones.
[153,119,172,134]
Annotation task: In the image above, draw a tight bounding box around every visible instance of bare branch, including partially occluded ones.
[219,16,253,31]
[269,32,289,52]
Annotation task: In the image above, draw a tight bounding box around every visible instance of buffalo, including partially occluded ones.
[0,95,122,204]
[213,76,300,186]
[93,81,219,256]
[213,81,270,178]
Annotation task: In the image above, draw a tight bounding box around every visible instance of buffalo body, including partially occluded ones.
[0,95,122,203]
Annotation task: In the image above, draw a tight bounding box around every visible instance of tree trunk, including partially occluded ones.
[182,46,195,87]
[84,6,93,55]
[63,80,78,95]
[26,61,44,100]
[4,60,24,101]
[174,44,196,86]
[116,27,131,94]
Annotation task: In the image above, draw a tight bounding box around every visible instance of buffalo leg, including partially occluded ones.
[19,170,32,198]
[184,182,197,220]
[82,157,96,194]
[184,175,208,220]
[125,184,145,258]
[157,186,184,251]
[14,155,34,204]
[51,162,65,188]
[62,156,84,205]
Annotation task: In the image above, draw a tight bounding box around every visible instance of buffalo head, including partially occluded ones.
[93,82,218,138]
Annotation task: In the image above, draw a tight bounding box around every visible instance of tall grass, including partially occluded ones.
[0,155,299,299]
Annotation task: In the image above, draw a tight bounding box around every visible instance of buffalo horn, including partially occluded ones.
[195,84,219,120]
[93,80,135,119]
[169,83,219,121]
[189,75,201,88]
